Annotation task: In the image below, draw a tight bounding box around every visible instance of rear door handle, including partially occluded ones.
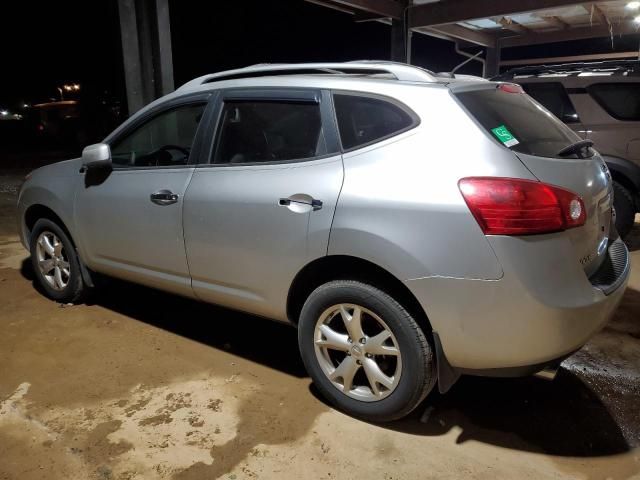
[150,189,179,205]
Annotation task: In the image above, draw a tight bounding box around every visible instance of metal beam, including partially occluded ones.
[423,23,497,47]
[354,11,389,22]
[540,15,569,29]
[151,0,174,96]
[410,0,585,28]
[496,17,530,35]
[391,17,408,62]
[586,3,609,26]
[329,0,404,18]
[484,46,501,78]
[500,21,638,47]
[305,0,355,14]
[500,51,640,66]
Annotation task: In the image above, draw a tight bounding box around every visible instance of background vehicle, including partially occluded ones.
[17,62,630,421]
[495,60,640,238]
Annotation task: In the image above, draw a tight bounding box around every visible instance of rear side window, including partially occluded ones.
[521,82,579,123]
[333,94,417,150]
[456,86,585,159]
[588,83,640,121]
[214,100,327,164]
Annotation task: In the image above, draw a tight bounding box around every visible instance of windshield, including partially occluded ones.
[455,86,591,159]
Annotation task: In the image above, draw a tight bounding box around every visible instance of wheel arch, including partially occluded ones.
[24,204,73,246]
[286,255,433,336]
[603,156,640,210]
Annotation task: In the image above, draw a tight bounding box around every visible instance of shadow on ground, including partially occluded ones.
[20,258,638,460]
[383,371,630,457]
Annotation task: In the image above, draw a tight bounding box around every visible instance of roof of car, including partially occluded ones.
[176,61,488,93]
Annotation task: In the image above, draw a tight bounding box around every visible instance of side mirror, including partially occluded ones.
[81,143,112,170]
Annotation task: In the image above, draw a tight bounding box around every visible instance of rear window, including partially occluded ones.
[333,93,417,151]
[456,86,585,159]
[588,83,640,121]
[521,82,579,124]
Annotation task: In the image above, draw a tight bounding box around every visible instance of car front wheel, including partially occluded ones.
[298,280,436,422]
[29,218,87,303]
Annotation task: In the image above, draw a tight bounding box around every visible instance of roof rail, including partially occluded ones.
[176,62,439,91]
[494,59,640,80]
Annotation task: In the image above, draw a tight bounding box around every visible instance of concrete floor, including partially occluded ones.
[1,171,639,480]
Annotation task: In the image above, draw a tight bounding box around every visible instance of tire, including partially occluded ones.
[29,218,87,303]
[298,280,436,422]
[613,181,636,239]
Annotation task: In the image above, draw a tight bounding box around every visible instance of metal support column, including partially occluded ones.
[117,0,174,116]
[391,16,409,63]
[483,45,501,78]
[118,0,145,116]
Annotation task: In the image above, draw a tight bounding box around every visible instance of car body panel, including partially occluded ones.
[184,155,343,320]
[407,234,628,369]
[328,85,539,281]
[74,167,196,297]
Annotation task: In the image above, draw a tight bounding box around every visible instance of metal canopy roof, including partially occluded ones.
[306,0,640,48]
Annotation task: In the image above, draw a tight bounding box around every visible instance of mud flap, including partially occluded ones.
[433,332,461,394]
[77,249,95,288]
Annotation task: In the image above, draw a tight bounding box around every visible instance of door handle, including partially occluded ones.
[150,189,179,205]
[279,196,323,211]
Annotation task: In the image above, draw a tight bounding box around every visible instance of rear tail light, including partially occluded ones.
[498,83,524,94]
[458,177,586,235]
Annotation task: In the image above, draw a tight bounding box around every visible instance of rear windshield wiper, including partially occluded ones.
[557,139,594,158]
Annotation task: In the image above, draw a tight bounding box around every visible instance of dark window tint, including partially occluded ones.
[588,83,640,121]
[521,82,579,123]
[333,94,416,150]
[111,103,205,167]
[214,101,326,164]
[456,87,588,159]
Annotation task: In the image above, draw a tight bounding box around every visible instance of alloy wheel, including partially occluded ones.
[35,231,70,291]
[314,303,402,402]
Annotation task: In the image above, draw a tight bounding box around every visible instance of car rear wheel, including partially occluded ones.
[298,280,436,422]
[613,181,636,239]
[29,218,87,303]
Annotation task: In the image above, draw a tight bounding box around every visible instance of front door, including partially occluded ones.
[183,89,343,320]
[75,98,210,296]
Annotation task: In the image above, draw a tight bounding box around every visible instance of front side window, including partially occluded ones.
[213,100,326,164]
[521,82,579,123]
[588,83,640,121]
[333,93,417,150]
[110,103,206,167]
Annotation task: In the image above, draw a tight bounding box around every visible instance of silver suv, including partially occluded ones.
[496,60,640,238]
[17,62,630,421]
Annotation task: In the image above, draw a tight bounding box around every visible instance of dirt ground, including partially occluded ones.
[1,171,639,480]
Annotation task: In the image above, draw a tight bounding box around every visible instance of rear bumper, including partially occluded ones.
[406,235,630,371]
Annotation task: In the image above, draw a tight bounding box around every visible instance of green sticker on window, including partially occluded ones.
[491,125,519,147]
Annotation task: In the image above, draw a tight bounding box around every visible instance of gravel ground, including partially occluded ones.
[1,171,639,480]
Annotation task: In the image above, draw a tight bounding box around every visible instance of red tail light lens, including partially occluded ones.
[458,177,586,235]
[498,83,524,94]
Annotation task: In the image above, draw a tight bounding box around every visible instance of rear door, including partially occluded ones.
[454,83,613,276]
[183,88,343,320]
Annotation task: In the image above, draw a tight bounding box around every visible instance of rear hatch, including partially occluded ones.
[452,82,613,277]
